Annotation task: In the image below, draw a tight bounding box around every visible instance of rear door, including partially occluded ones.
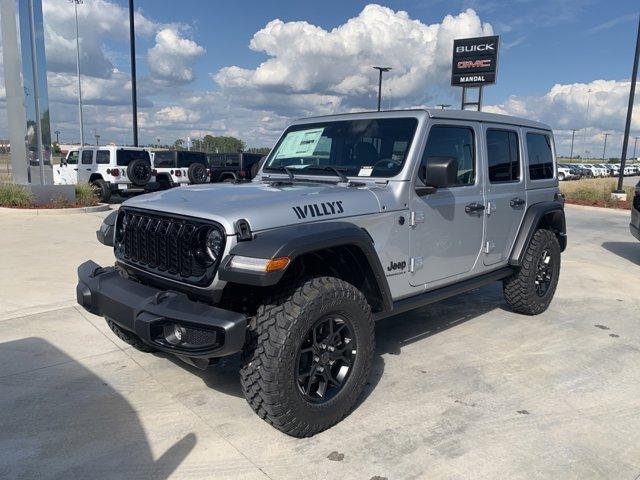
[409,121,485,286]
[482,125,526,266]
[77,149,95,184]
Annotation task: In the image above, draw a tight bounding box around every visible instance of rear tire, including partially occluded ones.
[91,179,111,203]
[240,277,374,437]
[558,173,565,181]
[187,162,208,184]
[106,318,158,353]
[503,229,561,315]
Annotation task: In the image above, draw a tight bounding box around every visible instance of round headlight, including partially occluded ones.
[205,228,224,262]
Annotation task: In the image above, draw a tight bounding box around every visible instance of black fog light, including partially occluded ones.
[161,323,220,349]
[164,323,187,346]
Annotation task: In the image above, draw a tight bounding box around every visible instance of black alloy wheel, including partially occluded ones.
[295,315,356,403]
[534,248,553,297]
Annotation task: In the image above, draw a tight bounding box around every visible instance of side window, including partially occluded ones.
[81,150,94,165]
[96,151,110,164]
[421,125,475,186]
[487,129,520,183]
[67,151,79,165]
[527,133,554,180]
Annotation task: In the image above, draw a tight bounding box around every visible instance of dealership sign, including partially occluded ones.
[451,35,500,87]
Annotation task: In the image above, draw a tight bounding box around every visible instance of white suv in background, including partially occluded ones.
[56,146,155,202]
[579,164,606,177]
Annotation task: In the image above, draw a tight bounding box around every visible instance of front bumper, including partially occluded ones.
[76,260,246,358]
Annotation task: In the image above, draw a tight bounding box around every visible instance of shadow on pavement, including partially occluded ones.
[0,338,196,479]
[602,241,640,266]
[129,283,504,418]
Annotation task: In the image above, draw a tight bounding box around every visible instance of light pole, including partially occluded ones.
[372,66,391,112]
[633,136,639,159]
[569,129,578,161]
[582,88,592,158]
[70,0,84,147]
[94,128,100,146]
[129,0,138,146]
[602,133,610,160]
[616,14,640,194]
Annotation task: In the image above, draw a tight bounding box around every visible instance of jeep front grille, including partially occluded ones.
[115,208,224,286]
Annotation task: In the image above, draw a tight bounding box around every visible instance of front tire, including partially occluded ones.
[240,277,374,437]
[503,229,561,315]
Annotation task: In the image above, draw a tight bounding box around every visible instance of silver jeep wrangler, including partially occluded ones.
[77,109,566,437]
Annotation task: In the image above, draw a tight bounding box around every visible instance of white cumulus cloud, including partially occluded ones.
[147,28,205,85]
[214,5,493,113]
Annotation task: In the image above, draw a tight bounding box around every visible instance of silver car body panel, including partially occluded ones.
[119,109,559,303]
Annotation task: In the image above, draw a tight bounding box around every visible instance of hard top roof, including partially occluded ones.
[295,108,551,131]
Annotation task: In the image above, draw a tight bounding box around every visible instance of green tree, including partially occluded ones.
[173,138,185,150]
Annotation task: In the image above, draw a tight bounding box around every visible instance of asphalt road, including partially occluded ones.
[0,204,639,479]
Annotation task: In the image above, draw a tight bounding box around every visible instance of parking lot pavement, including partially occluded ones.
[1,204,639,479]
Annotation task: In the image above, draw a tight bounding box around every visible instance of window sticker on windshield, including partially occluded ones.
[275,128,324,159]
[358,166,373,177]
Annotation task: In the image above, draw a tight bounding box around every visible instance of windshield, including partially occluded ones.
[264,118,418,178]
[116,149,150,166]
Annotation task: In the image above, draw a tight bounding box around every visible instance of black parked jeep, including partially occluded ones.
[208,152,264,183]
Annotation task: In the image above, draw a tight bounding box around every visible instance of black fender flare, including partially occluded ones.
[218,221,393,312]
[509,201,566,267]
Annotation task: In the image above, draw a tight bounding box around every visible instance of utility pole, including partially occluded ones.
[582,88,592,158]
[616,14,640,194]
[94,128,100,146]
[602,133,610,160]
[129,0,138,146]
[372,66,391,112]
[569,129,578,161]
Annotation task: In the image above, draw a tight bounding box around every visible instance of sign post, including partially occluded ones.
[451,35,500,111]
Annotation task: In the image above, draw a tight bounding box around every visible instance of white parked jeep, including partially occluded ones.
[58,146,154,202]
[78,109,566,437]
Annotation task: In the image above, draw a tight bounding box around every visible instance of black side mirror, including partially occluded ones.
[416,156,458,195]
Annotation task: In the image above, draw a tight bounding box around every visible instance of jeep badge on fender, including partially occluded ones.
[78,108,565,438]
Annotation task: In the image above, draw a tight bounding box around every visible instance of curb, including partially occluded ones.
[0,203,111,215]
[565,203,629,214]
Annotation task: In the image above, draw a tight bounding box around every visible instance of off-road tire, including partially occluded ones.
[240,277,374,437]
[91,179,111,203]
[126,159,152,186]
[187,162,208,184]
[503,229,561,315]
[106,318,158,353]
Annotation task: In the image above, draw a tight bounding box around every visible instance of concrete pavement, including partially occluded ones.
[1,204,639,479]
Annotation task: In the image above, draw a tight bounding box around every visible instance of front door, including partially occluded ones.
[409,122,485,286]
[77,149,95,184]
[482,125,527,266]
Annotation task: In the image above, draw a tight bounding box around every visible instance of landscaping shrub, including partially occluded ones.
[0,183,33,207]
[75,183,99,207]
[560,178,635,209]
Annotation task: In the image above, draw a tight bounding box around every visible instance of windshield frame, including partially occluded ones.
[263,116,420,180]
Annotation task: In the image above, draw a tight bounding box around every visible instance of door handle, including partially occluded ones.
[510,197,526,208]
[465,202,485,214]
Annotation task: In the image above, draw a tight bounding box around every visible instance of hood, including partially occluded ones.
[123,181,381,234]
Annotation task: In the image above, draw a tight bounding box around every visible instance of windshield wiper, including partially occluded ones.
[304,166,349,183]
[271,165,294,180]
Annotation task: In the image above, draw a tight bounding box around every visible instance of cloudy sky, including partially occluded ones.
[0,0,638,157]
